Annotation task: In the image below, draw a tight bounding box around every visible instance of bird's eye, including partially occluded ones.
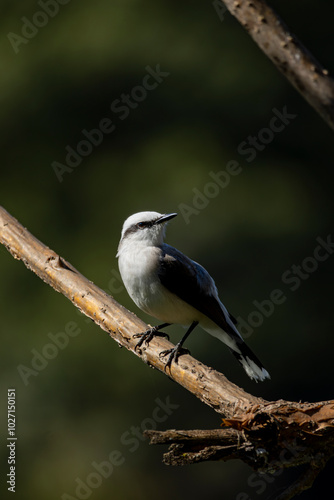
[136,222,146,229]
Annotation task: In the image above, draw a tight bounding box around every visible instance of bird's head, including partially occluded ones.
[117,211,177,255]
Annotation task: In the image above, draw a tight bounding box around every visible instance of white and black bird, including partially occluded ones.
[117,211,270,382]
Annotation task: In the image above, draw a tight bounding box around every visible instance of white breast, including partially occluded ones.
[118,244,161,309]
[118,243,202,325]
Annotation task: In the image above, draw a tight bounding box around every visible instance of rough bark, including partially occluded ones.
[220,0,334,130]
[0,206,259,417]
[1,205,333,498]
[145,400,334,469]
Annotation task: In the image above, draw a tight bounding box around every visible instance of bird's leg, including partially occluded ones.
[159,321,198,371]
[133,323,171,350]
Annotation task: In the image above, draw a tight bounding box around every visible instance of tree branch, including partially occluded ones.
[221,0,334,130]
[1,205,333,498]
[0,205,259,416]
[145,400,334,469]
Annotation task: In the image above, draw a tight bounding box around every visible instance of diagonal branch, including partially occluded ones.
[0,205,259,417]
[220,0,334,130]
[1,205,333,498]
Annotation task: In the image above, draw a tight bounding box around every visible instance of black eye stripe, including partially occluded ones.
[123,219,160,239]
[123,222,149,238]
[136,219,158,229]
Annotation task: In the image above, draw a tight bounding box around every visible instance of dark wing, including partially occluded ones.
[229,312,238,325]
[158,245,240,340]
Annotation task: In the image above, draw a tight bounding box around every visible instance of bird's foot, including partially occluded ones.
[159,344,190,372]
[133,326,169,350]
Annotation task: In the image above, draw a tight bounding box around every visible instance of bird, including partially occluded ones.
[116,211,270,382]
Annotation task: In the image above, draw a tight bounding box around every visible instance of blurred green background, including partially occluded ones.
[0,1,333,499]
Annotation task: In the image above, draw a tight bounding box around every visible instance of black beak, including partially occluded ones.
[155,213,178,225]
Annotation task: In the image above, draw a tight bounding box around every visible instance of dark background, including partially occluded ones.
[0,1,333,499]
